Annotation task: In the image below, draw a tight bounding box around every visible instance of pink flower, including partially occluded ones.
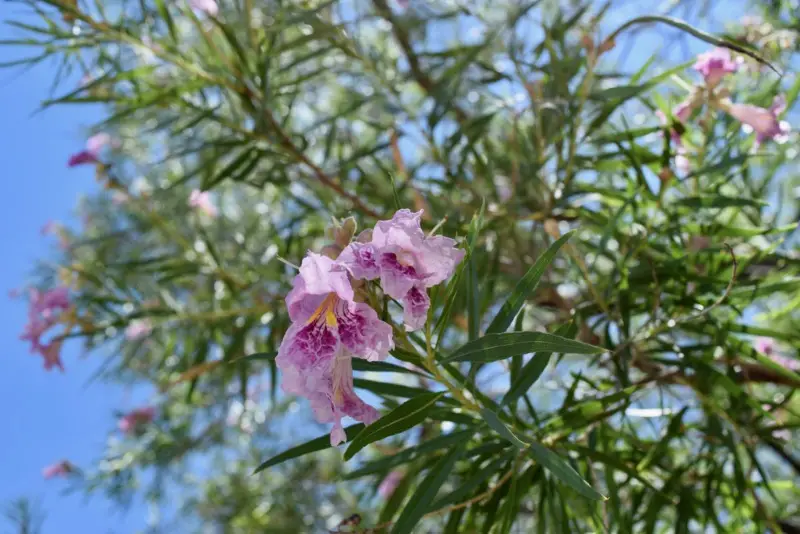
[693,48,738,86]
[67,150,99,167]
[673,98,694,123]
[125,319,153,340]
[378,470,403,499]
[277,253,393,445]
[726,95,790,145]
[20,287,71,371]
[771,354,800,372]
[67,132,111,167]
[754,337,775,356]
[40,341,64,372]
[339,209,464,331]
[189,0,218,16]
[86,133,111,154]
[188,189,218,217]
[118,406,156,434]
[42,460,74,479]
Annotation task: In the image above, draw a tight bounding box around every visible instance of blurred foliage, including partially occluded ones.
[3,0,800,532]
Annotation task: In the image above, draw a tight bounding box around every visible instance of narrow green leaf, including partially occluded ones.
[391,444,465,534]
[480,408,526,448]
[232,351,277,364]
[353,378,453,401]
[607,15,778,73]
[445,332,604,363]
[351,359,428,377]
[503,323,575,406]
[486,231,575,334]
[504,353,552,405]
[344,392,444,461]
[527,442,606,501]
[674,195,767,209]
[153,0,177,42]
[253,424,365,473]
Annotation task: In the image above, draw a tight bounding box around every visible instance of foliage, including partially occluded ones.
[3,0,800,532]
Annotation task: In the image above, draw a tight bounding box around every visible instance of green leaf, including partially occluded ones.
[352,358,428,377]
[748,350,800,385]
[527,442,606,501]
[344,392,444,461]
[480,408,526,448]
[444,332,604,363]
[486,231,575,334]
[391,444,465,534]
[153,0,177,42]
[503,323,575,406]
[606,15,778,73]
[353,378,454,401]
[232,351,277,364]
[673,196,767,209]
[504,353,552,405]
[253,424,365,473]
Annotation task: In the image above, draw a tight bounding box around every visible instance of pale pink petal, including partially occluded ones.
[693,47,738,85]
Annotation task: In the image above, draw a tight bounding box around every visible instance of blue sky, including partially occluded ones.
[0,34,146,534]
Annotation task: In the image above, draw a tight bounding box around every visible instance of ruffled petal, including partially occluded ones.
[402,285,430,332]
[337,301,393,361]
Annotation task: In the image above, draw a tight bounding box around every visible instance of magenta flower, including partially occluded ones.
[726,95,790,145]
[693,48,738,86]
[188,189,218,217]
[277,253,393,445]
[42,460,74,479]
[125,319,153,340]
[67,150,99,167]
[339,209,465,331]
[378,470,403,499]
[118,406,156,434]
[189,0,218,16]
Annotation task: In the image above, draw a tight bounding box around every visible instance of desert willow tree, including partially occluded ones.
[4,0,800,532]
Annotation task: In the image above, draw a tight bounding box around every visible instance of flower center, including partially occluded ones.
[395,249,414,267]
[307,293,339,327]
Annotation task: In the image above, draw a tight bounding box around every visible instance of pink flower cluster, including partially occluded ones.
[277,210,464,445]
[118,406,156,434]
[19,287,71,371]
[691,48,789,147]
